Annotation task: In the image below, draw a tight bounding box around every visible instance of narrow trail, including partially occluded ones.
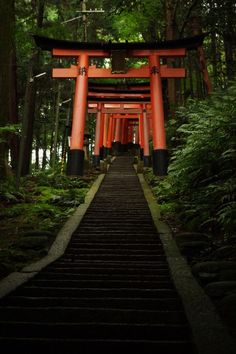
[0,156,195,353]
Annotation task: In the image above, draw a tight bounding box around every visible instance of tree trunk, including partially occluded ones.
[0,0,15,179]
[34,127,41,170]
[223,34,235,80]
[8,38,19,172]
[211,31,218,86]
[165,0,178,108]
[223,0,236,81]
[188,53,194,98]
[189,16,212,94]
[61,103,71,173]
[19,57,37,176]
[51,82,61,169]
[42,124,47,170]
[18,0,45,177]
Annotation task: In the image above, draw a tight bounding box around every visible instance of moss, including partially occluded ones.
[0,171,97,280]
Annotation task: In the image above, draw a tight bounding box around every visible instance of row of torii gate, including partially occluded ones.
[34,34,210,176]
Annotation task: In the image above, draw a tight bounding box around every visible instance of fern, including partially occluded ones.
[158,81,236,236]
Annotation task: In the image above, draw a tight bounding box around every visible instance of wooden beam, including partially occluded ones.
[52,48,186,58]
[88,92,150,98]
[88,108,152,114]
[53,65,185,79]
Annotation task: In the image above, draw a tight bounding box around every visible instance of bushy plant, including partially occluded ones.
[150,82,236,237]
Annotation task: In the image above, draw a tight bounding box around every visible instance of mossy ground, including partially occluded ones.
[0,171,97,280]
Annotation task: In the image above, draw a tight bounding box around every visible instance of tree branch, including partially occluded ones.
[179,0,200,37]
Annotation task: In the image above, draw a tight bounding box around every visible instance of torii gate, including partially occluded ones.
[88,99,152,166]
[34,34,207,176]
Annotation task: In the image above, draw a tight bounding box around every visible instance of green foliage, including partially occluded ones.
[102,0,164,41]
[28,171,93,189]
[148,82,236,237]
[0,124,20,143]
[36,185,88,207]
[0,171,94,234]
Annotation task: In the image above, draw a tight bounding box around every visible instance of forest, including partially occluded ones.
[0,0,235,274]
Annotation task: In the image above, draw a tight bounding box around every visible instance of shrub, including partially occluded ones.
[150,82,236,237]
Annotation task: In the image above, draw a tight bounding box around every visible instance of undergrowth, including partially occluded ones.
[0,172,96,278]
[145,82,236,239]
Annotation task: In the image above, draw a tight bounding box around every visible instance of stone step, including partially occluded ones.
[0,296,182,310]
[45,265,169,274]
[28,279,174,289]
[54,260,169,268]
[35,272,170,281]
[13,286,178,298]
[64,248,165,255]
[0,337,193,354]
[0,307,187,326]
[68,242,163,249]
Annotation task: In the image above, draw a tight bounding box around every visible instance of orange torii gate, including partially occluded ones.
[87,85,151,165]
[89,101,151,166]
[34,34,207,176]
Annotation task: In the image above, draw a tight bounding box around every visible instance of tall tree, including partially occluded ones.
[0,0,16,179]
[18,0,45,177]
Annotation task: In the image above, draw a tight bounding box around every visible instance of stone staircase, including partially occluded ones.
[0,156,195,353]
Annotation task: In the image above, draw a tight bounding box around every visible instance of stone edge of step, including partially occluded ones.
[0,174,106,300]
[138,173,236,354]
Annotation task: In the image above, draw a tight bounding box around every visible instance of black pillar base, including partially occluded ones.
[152,149,168,176]
[143,155,151,167]
[120,144,128,153]
[112,141,121,155]
[127,142,134,150]
[103,147,108,159]
[99,146,104,160]
[133,143,140,150]
[105,147,112,156]
[92,155,100,167]
[140,148,144,160]
[67,149,84,176]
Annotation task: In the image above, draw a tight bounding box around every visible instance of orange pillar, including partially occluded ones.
[139,114,144,148]
[121,119,127,152]
[124,119,129,145]
[68,54,89,175]
[99,112,105,159]
[107,114,114,155]
[93,103,102,166]
[99,112,105,148]
[103,113,109,157]
[121,119,125,144]
[139,113,144,160]
[112,115,116,142]
[149,54,168,175]
[143,105,151,166]
[134,124,139,145]
[113,118,122,154]
[114,119,122,142]
[127,123,133,143]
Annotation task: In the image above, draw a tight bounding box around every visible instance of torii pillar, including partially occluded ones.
[139,113,144,160]
[143,105,151,167]
[103,113,109,157]
[67,54,88,175]
[149,55,168,176]
[113,118,122,154]
[106,114,114,155]
[93,102,102,166]
[121,119,127,152]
